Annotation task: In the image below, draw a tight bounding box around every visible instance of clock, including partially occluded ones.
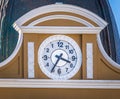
[38,35,82,80]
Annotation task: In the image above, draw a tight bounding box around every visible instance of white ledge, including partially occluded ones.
[21,26,103,34]
[0,79,120,89]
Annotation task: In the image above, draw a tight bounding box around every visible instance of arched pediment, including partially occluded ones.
[14,4,107,28]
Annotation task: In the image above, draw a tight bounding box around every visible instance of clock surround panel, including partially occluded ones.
[23,34,83,79]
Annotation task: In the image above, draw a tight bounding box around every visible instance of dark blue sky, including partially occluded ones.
[109,0,120,37]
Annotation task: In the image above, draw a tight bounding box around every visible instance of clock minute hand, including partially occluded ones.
[51,53,63,73]
[55,55,71,63]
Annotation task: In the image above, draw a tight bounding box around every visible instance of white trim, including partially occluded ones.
[97,35,120,69]
[21,26,103,34]
[86,43,93,79]
[28,15,94,27]
[0,24,23,67]
[14,4,107,28]
[0,79,120,89]
[28,42,35,78]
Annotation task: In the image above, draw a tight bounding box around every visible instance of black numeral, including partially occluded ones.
[57,68,61,75]
[57,41,63,47]
[69,50,74,54]
[72,56,76,61]
[46,63,49,67]
[51,43,54,48]
[70,63,74,68]
[65,45,69,49]
[66,68,68,72]
[46,48,49,53]
[43,55,48,60]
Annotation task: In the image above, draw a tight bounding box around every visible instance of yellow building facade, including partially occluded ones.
[0,4,120,99]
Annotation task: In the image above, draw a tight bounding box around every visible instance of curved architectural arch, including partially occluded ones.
[97,35,120,69]
[28,15,94,27]
[0,26,23,67]
[15,4,107,28]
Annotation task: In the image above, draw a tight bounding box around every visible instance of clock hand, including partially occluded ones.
[51,53,63,73]
[55,55,71,63]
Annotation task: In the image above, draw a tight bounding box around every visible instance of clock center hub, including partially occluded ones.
[51,49,68,67]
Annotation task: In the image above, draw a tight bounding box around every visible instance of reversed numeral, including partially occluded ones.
[70,63,74,68]
[57,41,63,48]
[65,45,69,49]
[46,63,49,67]
[42,55,48,60]
[72,56,76,61]
[46,48,49,53]
[51,43,54,48]
[69,49,74,54]
[57,68,61,75]
[66,68,68,72]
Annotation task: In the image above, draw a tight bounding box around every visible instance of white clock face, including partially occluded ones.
[38,35,82,80]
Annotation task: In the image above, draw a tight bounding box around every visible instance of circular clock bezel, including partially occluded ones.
[38,35,82,80]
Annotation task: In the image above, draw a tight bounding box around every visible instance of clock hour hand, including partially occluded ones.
[55,55,71,63]
[51,53,63,73]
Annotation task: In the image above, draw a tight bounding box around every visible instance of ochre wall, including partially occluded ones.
[1,33,120,79]
[0,47,23,78]
[0,88,120,99]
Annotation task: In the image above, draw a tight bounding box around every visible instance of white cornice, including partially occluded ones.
[0,79,120,89]
[21,26,103,34]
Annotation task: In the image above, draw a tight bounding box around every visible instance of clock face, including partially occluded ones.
[38,35,82,80]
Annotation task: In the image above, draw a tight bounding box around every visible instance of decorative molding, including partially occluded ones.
[86,43,93,79]
[28,15,94,27]
[28,42,35,78]
[14,4,107,28]
[21,26,103,34]
[0,79,120,89]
